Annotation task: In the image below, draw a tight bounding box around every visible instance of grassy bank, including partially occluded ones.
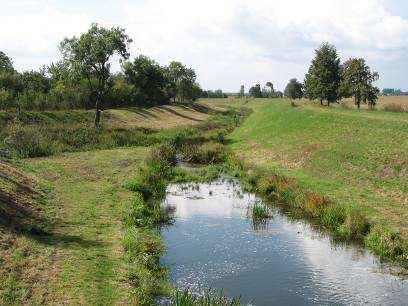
[0,103,215,158]
[201,97,408,266]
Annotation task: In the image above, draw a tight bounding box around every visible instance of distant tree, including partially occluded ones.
[0,51,14,72]
[340,58,379,109]
[265,81,275,97]
[165,61,199,103]
[274,91,283,98]
[239,85,245,98]
[305,42,341,106]
[59,23,132,127]
[249,84,262,98]
[123,55,169,106]
[382,88,395,96]
[284,78,303,99]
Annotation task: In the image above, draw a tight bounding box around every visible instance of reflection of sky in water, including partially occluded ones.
[161,180,408,306]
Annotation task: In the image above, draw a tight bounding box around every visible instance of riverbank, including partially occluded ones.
[200,98,408,266]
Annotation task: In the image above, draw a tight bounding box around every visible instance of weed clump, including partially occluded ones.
[250,201,271,220]
[172,289,241,306]
[181,142,227,164]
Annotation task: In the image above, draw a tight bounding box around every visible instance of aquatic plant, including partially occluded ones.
[171,289,241,306]
[250,201,271,220]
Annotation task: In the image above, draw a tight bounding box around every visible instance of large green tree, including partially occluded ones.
[304,43,341,106]
[59,23,132,127]
[165,61,199,102]
[340,58,379,109]
[123,55,169,106]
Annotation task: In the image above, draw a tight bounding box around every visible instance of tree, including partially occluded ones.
[20,70,50,93]
[265,81,275,97]
[165,61,199,103]
[340,58,379,109]
[249,84,262,98]
[123,55,169,106]
[239,85,245,98]
[305,43,341,106]
[0,51,14,72]
[284,78,303,99]
[59,23,132,127]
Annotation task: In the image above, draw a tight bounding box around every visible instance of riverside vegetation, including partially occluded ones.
[120,99,407,303]
[1,97,407,304]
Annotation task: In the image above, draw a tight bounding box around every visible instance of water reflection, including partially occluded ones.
[161,179,408,305]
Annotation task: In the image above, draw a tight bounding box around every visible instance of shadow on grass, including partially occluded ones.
[121,107,159,119]
[159,105,203,122]
[28,230,105,249]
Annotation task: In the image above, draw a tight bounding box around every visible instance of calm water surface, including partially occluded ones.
[161,179,408,305]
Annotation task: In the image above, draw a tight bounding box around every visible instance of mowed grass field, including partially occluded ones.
[202,97,408,239]
[0,103,216,304]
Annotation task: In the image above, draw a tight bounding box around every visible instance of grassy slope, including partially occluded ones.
[0,104,213,304]
[203,98,408,238]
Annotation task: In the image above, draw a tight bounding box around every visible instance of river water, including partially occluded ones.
[161,179,408,305]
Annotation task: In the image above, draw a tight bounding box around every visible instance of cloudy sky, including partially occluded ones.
[1,0,408,92]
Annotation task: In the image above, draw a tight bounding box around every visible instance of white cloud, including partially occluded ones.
[0,0,407,90]
[0,0,91,69]
[121,0,408,90]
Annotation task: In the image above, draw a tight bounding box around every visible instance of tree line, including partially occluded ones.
[241,83,283,98]
[286,43,380,109]
[0,24,201,126]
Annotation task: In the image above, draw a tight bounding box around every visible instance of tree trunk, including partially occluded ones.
[94,101,101,128]
[320,99,323,106]
[327,100,330,107]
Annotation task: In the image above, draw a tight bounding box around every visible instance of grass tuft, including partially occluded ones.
[172,289,241,306]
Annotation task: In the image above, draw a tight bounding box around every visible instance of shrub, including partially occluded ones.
[303,192,330,218]
[181,142,226,164]
[4,122,57,158]
[339,207,370,239]
[365,225,406,261]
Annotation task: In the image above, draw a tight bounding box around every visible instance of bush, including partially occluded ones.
[339,207,370,239]
[181,142,226,164]
[365,225,406,261]
[4,122,57,158]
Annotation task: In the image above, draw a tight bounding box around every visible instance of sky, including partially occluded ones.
[1,0,408,92]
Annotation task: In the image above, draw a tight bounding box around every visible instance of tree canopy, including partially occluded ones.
[340,58,379,108]
[304,43,341,106]
[284,78,303,99]
[59,23,132,126]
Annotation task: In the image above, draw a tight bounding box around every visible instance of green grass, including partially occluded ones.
[171,289,241,306]
[250,201,271,220]
[202,97,408,264]
[0,103,214,158]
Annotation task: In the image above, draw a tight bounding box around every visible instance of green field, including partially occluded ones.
[203,98,408,239]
